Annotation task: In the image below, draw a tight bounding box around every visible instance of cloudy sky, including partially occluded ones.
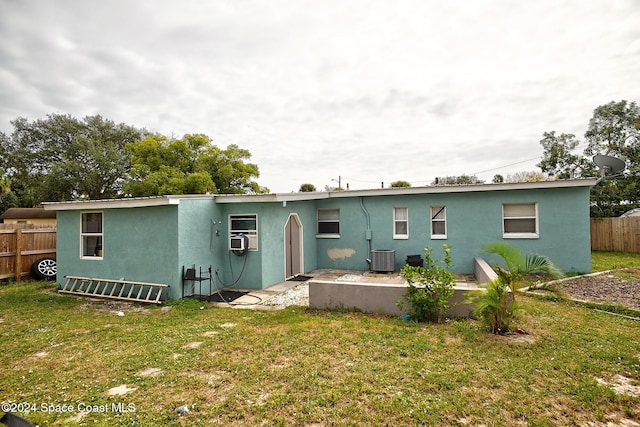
[1,1,639,193]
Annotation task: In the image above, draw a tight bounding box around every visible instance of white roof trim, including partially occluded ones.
[214,179,599,203]
[42,179,598,210]
[43,194,213,211]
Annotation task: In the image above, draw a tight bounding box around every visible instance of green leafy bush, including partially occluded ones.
[398,245,456,323]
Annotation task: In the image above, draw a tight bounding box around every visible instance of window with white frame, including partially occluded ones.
[393,207,408,239]
[430,206,447,238]
[81,212,103,258]
[229,214,258,250]
[317,208,340,237]
[503,203,538,238]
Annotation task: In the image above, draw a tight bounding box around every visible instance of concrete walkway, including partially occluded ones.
[208,269,478,310]
[207,279,303,310]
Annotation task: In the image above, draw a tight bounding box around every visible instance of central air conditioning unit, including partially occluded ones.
[370,249,395,272]
[229,234,248,251]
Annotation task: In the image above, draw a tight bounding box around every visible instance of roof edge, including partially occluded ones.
[215,178,599,203]
[42,194,214,211]
[41,179,598,209]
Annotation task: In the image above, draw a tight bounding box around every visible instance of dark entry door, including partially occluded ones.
[285,214,303,279]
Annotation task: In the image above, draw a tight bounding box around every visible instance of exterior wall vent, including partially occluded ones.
[370,249,395,272]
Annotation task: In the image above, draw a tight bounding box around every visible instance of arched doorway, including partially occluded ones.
[284,214,303,279]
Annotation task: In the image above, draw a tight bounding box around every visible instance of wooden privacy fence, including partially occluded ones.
[590,217,640,253]
[0,224,57,280]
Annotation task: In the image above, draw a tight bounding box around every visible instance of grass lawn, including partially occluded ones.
[592,250,640,272]
[1,252,639,426]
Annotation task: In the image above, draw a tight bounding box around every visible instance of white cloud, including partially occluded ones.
[0,0,639,192]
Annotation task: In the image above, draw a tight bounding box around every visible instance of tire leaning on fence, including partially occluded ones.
[30,257,57,280]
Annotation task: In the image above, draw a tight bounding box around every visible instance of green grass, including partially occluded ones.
[1,252,639,426]
[591,250,640,271]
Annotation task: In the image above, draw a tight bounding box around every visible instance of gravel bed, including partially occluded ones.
[261,284,309,306]
[337,273,366,281]
[549,268,640,310]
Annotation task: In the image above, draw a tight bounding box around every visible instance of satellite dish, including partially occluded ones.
[593,154,626,176]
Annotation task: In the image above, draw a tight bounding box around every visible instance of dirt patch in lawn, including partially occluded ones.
[79,299,152,314]
[596,374,640,397]
[547,268,640,310]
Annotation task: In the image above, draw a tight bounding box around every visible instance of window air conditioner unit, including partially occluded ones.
[229,234,247,251]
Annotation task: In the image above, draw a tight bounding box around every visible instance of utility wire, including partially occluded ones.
[341,155,542,186]
[471,156,541,175]
[342,146,591,187]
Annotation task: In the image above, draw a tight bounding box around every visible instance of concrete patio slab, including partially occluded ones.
[205,269,480,313]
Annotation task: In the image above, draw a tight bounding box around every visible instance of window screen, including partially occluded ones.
[317,209,340,235]
[431,206,446,238]
[394,207,408,238]
[503,203,538,236]
[81,212,103,258]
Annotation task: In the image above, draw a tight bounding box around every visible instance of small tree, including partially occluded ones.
[469,242,563,334]
[299,183,316,192]
[537,131,585,179]
[390,180,411,188]
[505,170,551,183]
[470,278,517,334]
[483,242,563,298]
[398,245,456,323]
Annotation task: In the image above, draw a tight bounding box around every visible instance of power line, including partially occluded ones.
[343,155,542,184]
[471,156,541,175]
[471,141,591,176]
[340,150,582,187]
[341,176,380,184]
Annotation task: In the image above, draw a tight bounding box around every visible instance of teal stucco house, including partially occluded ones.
[44,178,597,301]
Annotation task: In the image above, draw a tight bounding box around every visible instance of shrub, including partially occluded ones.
[470,242,562,334]
[398,245,456,323]
[469,278,517,334]
[483,242,563,296]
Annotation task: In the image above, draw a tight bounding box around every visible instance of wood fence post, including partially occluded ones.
[14,228,22,281]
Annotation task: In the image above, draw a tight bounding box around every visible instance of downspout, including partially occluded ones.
[360,197,372,266]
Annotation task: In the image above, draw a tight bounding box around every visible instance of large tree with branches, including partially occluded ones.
[0,114,143,205]
[538,100,640,217]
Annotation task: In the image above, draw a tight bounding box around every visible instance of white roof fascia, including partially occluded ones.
[42,194,213,211]
[213,192,331,203]
[214,179,599,203]
[42,179,598,209]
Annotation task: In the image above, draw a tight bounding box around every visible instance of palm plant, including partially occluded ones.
[483,242,563,297]
[470,242,563,334]
[471,278,517,334]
